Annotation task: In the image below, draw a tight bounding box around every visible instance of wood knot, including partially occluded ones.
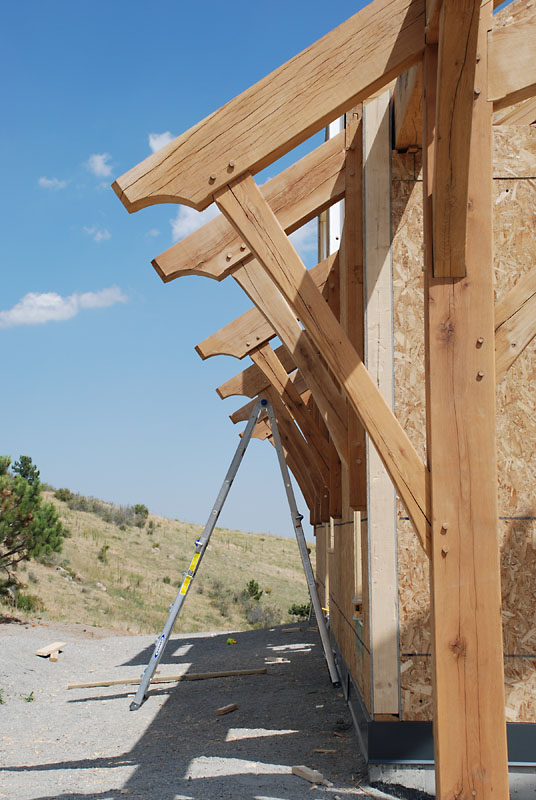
[439,319,455,344]
[450,637,466,659]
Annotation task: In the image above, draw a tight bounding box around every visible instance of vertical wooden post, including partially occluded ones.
[423,2,509,795]
[363,91,400,716]
[340,107,367,513]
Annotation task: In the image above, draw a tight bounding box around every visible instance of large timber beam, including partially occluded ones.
[113,0,425,213]
[153,136,345,283]
[215,173,429,554]
[422,0,509,791]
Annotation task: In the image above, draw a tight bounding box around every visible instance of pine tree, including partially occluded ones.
[0,456,66,584]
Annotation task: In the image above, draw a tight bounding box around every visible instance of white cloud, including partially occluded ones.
[86,153,112,177]
[171,204,219,241]
[84,225,111,243]
[0,287,127,329]
[289,219,317,259]
[38,176,68,190]
[148,131,174,153]
[146,228,161,238]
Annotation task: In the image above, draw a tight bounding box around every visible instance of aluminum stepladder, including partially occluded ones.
[129,397,339,710]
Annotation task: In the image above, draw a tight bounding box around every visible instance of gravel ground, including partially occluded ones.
[0,618,416,800]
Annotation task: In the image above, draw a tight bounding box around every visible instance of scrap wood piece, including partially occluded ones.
[67,667,266,690]
[292,765,326,784]
[216,703,238,716]
[35,641,66,658]
[282,627,301,633]
[313,748,337,754]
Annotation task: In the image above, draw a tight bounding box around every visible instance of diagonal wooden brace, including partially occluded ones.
[215,173,430,555]
[250,343,330,474]
[233,261,350,466]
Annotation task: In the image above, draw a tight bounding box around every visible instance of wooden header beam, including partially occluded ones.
[112,0,425,213]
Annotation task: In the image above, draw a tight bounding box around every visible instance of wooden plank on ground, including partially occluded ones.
[68,667,267,689]
[35,642,66,657]
[216,703,238,716]
[153,135,345,283]
[422,5,509,791]
[215,174,429,555]
[112,0,425,212]
[488,13,536,111]
[432,0,480,277]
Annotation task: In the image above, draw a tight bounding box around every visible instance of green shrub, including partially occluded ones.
[288,601,311,619]
[162,576,171,584]
[244,579,263,601]
[54,488,74,503]
[98,545,110,564]
[15,592,44,613]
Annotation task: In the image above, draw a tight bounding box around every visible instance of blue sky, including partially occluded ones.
[0,0,366,540]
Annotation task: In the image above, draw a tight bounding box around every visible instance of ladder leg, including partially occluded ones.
[265,401,340,686]
[129,399,266,710]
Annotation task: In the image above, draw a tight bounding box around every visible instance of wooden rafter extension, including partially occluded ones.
[432,0,481,278]
[495,267,536,381]
[267,435,321,524]
[196,253,337,360]
[251,418,319,521]
[152,136,345,284]
[215,174,429,555]
[250,344,330,473]
[233,261,350,466]
[262,387,327,497]
[488,12,536,112]
[217,347,299,400]
[113,0,425,213]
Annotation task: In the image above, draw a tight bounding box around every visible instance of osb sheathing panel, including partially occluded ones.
[392,128,536,721]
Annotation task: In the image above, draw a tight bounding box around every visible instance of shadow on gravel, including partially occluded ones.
[11,625,370,800]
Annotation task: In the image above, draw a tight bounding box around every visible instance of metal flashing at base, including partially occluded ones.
[331,636,536,796]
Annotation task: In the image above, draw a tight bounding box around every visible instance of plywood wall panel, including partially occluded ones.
[392,127,536,721]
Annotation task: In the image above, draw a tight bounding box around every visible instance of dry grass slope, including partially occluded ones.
[1,492,312,634]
